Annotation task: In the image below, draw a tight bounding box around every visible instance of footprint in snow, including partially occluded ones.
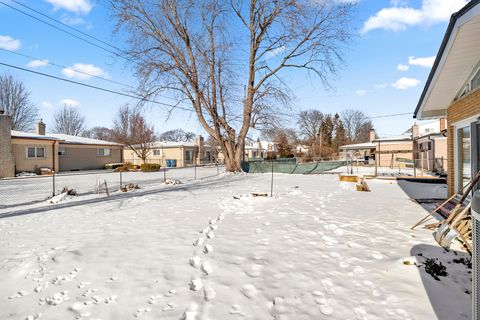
[206,230,215,239]
[241,284,258,299]
[189,278,203,291]
[371,252,384,260]
[203,244,213,254]
[321,279,335,295]
[189,256,201,268]
[354,307,368,320]
[201,261,213,275]
[164,289,176,297]
[161,302,176,312]
[245,264,263,278]
[193,238,205,247]
[204,287,216,301]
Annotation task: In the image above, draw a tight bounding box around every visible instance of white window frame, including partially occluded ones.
[58,147,67,157]
[453,115,480,192]
[98,148,111,157]
[26,146,46,159]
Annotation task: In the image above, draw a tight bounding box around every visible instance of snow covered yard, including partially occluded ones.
[0,174,472,320]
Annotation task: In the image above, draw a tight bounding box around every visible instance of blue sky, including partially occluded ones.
[0,0,469,137]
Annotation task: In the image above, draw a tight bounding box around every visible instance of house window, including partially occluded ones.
[153,149,161,156]
[27,147,45,159]
[98,148,111,157]
[58,147,67,157]
[185,150,193,163]
[457,126,471,190]
[471,67,480,91]
[205,151,211,161]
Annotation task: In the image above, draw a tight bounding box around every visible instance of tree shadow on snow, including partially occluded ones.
[410,244,472,320]
[0,175,246,220]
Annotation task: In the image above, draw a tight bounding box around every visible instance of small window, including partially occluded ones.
[471,68,480,91]
[185,150,193,161]
[153,149,161,156]
[98,148,111,157]
[27,147,45,159]
[58,148,66,157]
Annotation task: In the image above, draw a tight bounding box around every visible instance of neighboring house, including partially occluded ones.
[0,116,123,177]
[244,140,277,160]
[340,122,447,170]
[123,135,216,167]
[414,0,480,195]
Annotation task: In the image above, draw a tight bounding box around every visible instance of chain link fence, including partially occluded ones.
[0,164,223,210]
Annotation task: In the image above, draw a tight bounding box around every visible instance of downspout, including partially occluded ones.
[52,140,57,172]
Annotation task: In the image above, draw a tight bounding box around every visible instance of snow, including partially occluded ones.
[332,165,438,178]
[0,173,471,320]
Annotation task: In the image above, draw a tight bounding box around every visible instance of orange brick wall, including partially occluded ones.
[446,88,480,195]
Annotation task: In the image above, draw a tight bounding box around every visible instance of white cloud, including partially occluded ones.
[26,60,49,69]
[45,0,93,15]
[61,15,92,29]
[408,56,435,68]
[355,89,366,96]
[391,77,420,90]
[60,99,80,107]
[374,83,388,89]
[362,0,467,33]
[397,64,410,71]
[0,35,21,51]
[41,101,54,109]
[61,63,108,80]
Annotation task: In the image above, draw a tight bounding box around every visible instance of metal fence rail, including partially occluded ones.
[0,164,223,210]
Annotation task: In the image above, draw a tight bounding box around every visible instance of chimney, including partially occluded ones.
[36,119,46,135]
[439,117,446,131]
[369,129,376,143]
[0,113,15,178]
[412,123,419,138]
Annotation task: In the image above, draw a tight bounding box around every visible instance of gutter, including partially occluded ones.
[413,0,480,118]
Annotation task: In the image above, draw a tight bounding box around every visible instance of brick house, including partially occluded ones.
[414,0,480,196]
[0,115,123,177]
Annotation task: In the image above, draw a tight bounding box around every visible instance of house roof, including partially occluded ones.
[11,130,122,146]
[414,0,480,119]
[373,135,412,143]
[11,130,63,141]
[49,133,123,146]
[339,142,376,150]
[149,141,198,148]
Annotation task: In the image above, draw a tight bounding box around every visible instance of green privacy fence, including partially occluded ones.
[243,160,347,174]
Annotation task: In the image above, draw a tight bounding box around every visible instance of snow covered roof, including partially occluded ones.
[11,130,62,141]
[48,134,123,146]
[339,142,376,150]
[149,141,198,148]
[11,130,122,146]
[373,135,412,143]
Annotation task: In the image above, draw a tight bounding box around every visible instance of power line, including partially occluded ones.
[0,0,126,60]
[367,112,411,119]
[10,0,127,56]
[0,47,132,89]
[0,61,192,112]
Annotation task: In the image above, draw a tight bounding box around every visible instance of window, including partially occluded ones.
[205,151,211,161]
[185,150,193,163]
[471,67,480,91]
[26,147,45,159]
[457,126,471,190]
[153,149,161,156]
[98,148,111,157]
[58,148,66,157]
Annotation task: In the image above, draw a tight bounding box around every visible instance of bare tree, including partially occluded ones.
[108,0,355,171]
[0,74,38,131]
[158,129,195,142]
[341,109,371,143]
[53,105,86,136]
[297,110,324,145]
[111,105,156,163]
[82,126,114,141]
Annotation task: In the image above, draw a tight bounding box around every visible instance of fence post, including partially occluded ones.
[270,160,274,197]
[216,162,219,175]
[119,171,123,189]
[194,162,197,180]
[163,166,166,183]
[52,172,56,197]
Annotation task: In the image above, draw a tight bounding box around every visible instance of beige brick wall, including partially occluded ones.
[123,145,216,167]
[446,88,480,195]
[0,115,15,178]
[11,138,56,173]
[59,144,122,171]
[376,141,413,167]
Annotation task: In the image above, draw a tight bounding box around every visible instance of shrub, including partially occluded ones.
[141,163,161,172]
